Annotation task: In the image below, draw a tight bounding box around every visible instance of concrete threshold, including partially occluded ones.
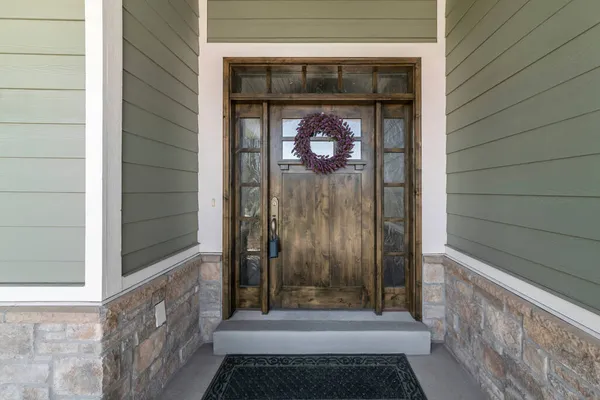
[213,310,431,355]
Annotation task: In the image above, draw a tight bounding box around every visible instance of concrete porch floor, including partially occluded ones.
[159,343,485,400]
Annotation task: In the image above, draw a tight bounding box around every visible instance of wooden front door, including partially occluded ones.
[269,105,375,309]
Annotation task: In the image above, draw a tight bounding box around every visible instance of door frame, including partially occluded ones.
[222,57,423,320]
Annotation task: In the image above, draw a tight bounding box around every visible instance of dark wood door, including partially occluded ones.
[269,105,375,309]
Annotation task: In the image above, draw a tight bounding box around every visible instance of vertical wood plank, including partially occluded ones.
[414,60,423,320]
[222,60,232,319]
[330,174,362,286]
[315,176,331,287]
[261,101,269,313]
[375,102,383,314]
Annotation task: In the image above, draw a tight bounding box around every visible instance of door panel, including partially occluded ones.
[269,104,375,309]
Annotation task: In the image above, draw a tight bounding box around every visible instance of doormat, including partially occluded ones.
[201,354,428,400]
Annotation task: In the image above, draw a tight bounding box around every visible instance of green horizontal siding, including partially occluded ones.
[446,0,600,313]
[122,0,199,276]
[207,0,437,43]
[0,0,85,285]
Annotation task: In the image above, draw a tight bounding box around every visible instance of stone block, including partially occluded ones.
[200,262,221,281]
[104,376,131,400]
[36,341,80,355]
[522,340,547,380]
[201,254,221,263]
[484,303,522,358]
[4,307,100,324]
[423,263,444,284]
[0,385,20,400]
[134,325,166,373]
[505,356,545,400]
[166,261,200,305]
[168,296,192,326]
[524,309,600,386]
[550,360,599,399]
[53,357,102,396]
[200,317,221,342]
[102,346,121,391]
[477,372,504,400]
[180,333,202,363]
[23,387,49,400]
[0,324,33,359]
[547,374,580,400]
[80,343,102,354]
[36,324,66,341]
[199,281,221,312]
[422,284,444,304]
[0,364,49,384]
[423,318,444,341]
[480,341,505,380]
[422,304,444,319]
[66,324,102,340]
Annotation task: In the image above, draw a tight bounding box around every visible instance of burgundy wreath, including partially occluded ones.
[292,113,354,174]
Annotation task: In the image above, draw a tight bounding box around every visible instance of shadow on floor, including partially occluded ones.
[159,344,484,400]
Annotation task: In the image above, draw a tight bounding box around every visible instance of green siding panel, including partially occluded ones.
[446,0,528,74]
[123,103,199,151]
[447,2,600,120]
[123,72,198,133]
[0,90,85,124]
[170,0,200,34]
[123,133,199,172]
[0,193,84,227]
[123,0,199,69]
[446,0,476,36]
[447,235,600,312]
[447,66,600,152]
[446,0,498,55]
[123,11,198,92]
[0,124,84,158]
[447,155,600,197]
[0,55,85,90]
[448,194,600,243]
[446,0,570,93]
[0,262,85,285]
[123,193,199,224]
[0,0,85,285]
[0,0,85,20]
[122,0,199,275]
[0,20,84,55]
[122,233,198,276]
[446,0,600,314]
[122,213,199,255]
[123,42,198,112]
[0,159,84,193]
[0,227,84,262]
[207,0,437,43]
[123,164,199,194]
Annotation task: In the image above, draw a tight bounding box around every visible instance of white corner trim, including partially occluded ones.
[445,246,600,339]
[115,245,201,302]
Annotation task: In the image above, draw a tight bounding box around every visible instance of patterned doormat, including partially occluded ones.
[202,354,428,400]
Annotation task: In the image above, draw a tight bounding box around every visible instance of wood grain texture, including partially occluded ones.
[280,287,365,309]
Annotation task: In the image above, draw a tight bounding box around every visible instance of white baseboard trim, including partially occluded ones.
[445,246,600,340]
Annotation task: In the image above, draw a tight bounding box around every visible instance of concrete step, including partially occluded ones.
[213,311,431,355]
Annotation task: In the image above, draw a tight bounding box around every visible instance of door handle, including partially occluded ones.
[269,197,280,258]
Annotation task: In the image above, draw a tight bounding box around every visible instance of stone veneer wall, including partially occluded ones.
[422,254,446,342]
[0,254,222,400]
[444,257,600,400]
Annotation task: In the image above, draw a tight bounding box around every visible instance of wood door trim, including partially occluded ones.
[222,57,423,320]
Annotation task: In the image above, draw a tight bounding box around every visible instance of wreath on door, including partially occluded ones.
[292,113,355,174]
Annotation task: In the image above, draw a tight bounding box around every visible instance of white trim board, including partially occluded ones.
[446,247,600,340]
